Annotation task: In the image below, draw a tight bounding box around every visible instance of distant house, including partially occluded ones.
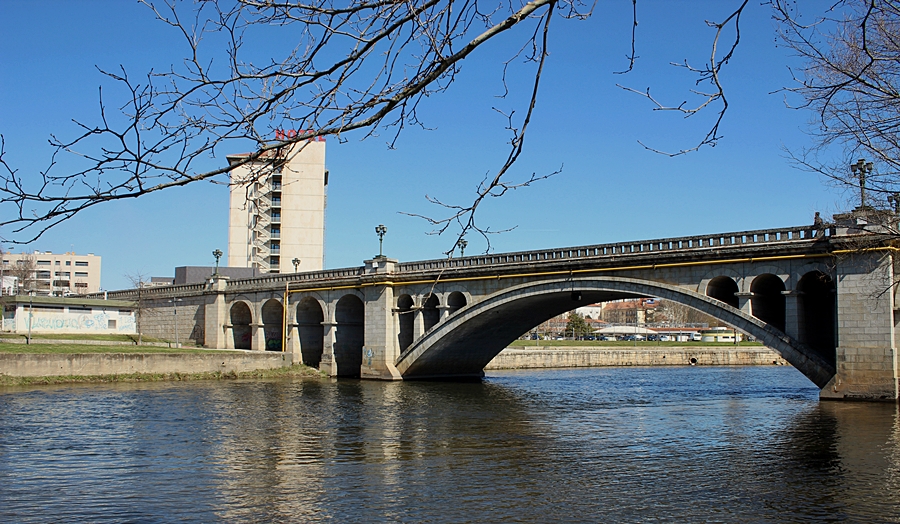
[1,296,135,334]
[601,298,658,324]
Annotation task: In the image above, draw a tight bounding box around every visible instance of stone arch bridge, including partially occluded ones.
[106,224,900,401]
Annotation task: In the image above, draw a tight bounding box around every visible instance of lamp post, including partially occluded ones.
[850,159,874,209]
[212,249,223,276]
[292,258,301,272]
[375,224,387,257]
[889,193,900,214]
[457,238,468,257]
[169,298,183,348]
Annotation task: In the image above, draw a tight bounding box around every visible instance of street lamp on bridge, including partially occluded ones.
[375,224,387,258]
[212,249,223,276]
[292,258,301,272]
[457,238,468,257]
[850,159,874,209]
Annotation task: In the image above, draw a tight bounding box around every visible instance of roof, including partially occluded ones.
[0,295,135,308]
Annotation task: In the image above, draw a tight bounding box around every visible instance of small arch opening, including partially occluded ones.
[447,291,467,315]
[261,299,284,351]
[423,294,440,332]
[334,295,364,378]
[706,276,739,308]
[296,297,324,368]
[750,274,786,332]
[230,302,253,350]
[397,294,414,352]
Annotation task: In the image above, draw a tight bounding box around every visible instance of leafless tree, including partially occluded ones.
[775,0,900,211]
[0,0,750,254]
[125,271,152,345]
[8,253,37,296]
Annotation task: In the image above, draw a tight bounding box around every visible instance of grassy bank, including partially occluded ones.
[0,333,171,344]
[0,364,325,387]
[509,339,765,348]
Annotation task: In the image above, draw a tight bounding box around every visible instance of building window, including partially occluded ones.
[65,261,71,266]
[36,271,51,279]
[37,260,51,266]
[75,261,89,267]
[75,272,88,278]
[74,282,88,288]
[55,272,71,277]
[55,261,60,265]
[108,319,117,329]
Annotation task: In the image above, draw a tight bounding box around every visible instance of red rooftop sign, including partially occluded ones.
[275,129,325,142]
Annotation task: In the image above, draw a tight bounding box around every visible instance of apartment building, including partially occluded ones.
[0,251,101,296]
[226,136,327,274]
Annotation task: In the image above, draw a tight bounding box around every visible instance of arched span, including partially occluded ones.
[396,276,835,388]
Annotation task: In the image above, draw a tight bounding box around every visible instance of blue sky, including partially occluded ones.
[0,1,849,291]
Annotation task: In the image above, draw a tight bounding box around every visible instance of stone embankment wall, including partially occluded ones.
[486,346,788,370]
[0,351,293,378]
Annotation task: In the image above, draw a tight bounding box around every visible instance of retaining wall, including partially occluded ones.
[486,346,789,370]
[0,351,294,378]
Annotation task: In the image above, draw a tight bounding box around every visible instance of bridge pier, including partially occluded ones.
[782,290,802,341]
[822,250,899,401]
[360,258,402,380]
[319,321,337,375]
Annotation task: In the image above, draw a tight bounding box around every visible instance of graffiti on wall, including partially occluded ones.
[23,312,137,333]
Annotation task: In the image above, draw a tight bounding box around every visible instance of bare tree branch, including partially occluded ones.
[616,0,749,156]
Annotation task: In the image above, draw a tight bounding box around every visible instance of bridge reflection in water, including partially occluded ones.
[0,367,898,521]
[104,217,900,401]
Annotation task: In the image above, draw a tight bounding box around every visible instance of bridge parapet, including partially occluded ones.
[397,225,835,273]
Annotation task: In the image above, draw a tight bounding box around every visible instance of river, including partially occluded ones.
[1,366,898,522]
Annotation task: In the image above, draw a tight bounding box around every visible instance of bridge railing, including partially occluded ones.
[397,225,835,272]
[225,267,365,288]
[94,267,366,299]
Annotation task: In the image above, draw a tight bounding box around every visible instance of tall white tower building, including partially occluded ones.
[227,138,327,274]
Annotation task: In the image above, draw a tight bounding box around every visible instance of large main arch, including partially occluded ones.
[395,276,835,387]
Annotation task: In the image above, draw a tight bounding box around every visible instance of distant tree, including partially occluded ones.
[656,299,718,327]
[566,312,592,338]
[9,253,36,295]
[125,271,151,345]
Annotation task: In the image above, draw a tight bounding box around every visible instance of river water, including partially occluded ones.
[1,366,898,522]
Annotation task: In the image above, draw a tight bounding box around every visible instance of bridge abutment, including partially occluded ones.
[822,251,899,401]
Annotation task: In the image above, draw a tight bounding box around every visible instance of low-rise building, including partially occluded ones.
[1,295,135,334]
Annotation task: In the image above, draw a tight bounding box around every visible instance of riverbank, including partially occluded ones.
[0,363,323,387]
[0,344,315,386]
[486,346,788,369]
[0,338,788,386]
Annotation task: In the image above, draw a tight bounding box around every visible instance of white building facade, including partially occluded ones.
[227,137,327,274]
[1,251,101,296]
